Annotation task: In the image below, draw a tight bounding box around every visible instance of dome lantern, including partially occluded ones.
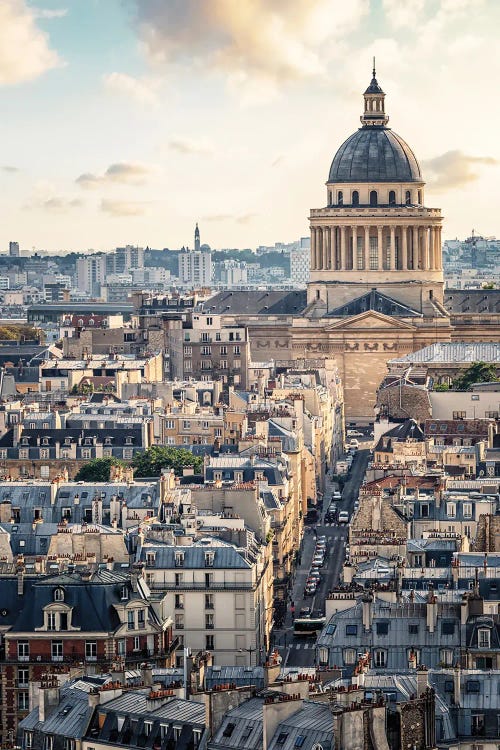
[361,59,388,127]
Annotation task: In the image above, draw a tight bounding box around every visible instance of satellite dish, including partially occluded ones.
[312,745,324,750]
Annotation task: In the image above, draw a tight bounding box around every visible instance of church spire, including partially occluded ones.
[194,222,200,252]
[360,60,389,127]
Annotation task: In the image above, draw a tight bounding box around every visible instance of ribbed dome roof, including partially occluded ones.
[328,127,422,183]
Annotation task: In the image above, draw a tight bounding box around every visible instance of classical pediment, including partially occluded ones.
[324,309,416,331]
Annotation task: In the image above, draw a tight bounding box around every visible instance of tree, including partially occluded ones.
[132,446,203,477]
[453,361,498,391]
[74,457,126,482]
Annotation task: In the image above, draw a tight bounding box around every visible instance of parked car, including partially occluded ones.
[338,511,349,524]
[349,439,359,449]
[308,570,321,580]
[332,491,342,500]
[347,430,363,437]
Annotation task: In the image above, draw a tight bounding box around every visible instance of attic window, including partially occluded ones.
[54,588,64,602]
[277,733,288,745]
[121,585,129,601]
[222,723,235,738]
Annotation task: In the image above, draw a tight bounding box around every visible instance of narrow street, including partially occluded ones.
[272,447,370,668]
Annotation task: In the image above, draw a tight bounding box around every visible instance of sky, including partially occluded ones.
[0,0,499,253]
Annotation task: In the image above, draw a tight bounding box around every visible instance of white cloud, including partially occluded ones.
[103,71,160,105]
[167,136,214,156]
[2,165,20,173]
[422,150,498,190]
[133,0,369,84]
[76,162,156,189]
[24,181,82,211]
[0,0,61,85]
[33,8,68,19]
[101,199,150,217]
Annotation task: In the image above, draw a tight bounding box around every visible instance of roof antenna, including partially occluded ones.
[372,56,376,78]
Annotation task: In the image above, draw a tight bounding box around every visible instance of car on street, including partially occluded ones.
[308,570,321,580]
[338,511,349,524]
[299,606,311,617]
[349,439,359,449]
[347,430,363,437]
[304,585,316,597]
[317,535,326,543]
[332,491,342,500]
[324,511,336,523]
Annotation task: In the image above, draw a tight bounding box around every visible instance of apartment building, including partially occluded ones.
[137,536,273,667]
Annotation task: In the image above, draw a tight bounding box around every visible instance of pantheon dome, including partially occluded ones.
[328,128,422,184]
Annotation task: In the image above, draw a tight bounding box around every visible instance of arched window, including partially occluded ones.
[338,191,343,206]
[418,190,422,204]
[370,190,378,207]
[389,190,396,206]
[405,190,411,206]
[352,190,359,206]
[54,588,64,602]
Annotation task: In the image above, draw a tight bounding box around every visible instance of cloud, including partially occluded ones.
[33,8,68,19]
[101,199,150,217]
[422,150,498,190]
[382,0,426,28]
[203,212,257,224]
[76,162,156,189]
[133,0,368,84]
[168,136,214,156]
[0,0,62,85]
[40,196,82,211]
[103,71,160,105]
[25,184,82,212]
[2,165,20,173]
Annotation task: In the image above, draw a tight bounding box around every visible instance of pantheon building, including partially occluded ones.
[206,69,500,419]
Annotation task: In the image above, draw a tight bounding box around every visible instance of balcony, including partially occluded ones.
[149,581,252,591]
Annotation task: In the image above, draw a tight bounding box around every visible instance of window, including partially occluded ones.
[373,649,387,667]
[123,448,133,459]
[206,634,214,650]
[137,609,145,629]
[466,680,480,693]
[24,732,34,748]
[18,641,29,660]
[40,448,49,459]
[205,613,214,629]
[183,346,192,355]
[277,733,288,745]
[201,346,211,356]
[175,613,184,629]
[54,588,64,602]
[338,190,343,206]
[471,714,485,736]
[205,593,214,609]
[82,448,91,459]
[223,723,235,738]
[233,345,240,355]
[295,737,306,748]
[389,190,396,205]
[133,636,140,651]
[19,449,29,459]
[442,621,455,635]
[409,623,419,635]
[453,411,466,420]
[478,628,490,649]
[369,190,378,207]
[85,641,97,660]
[352,190,359,206]
[369,235,378,270]
[205,552,214,567]
[51,640,63,660]
[446,502,456,518]
[421,503,429,518]
[440,649,454,667]
[343,648,356,665]
[18,691,29,711]
[175,552,184,567]
[17,667,29,687]
[175,573,183,587]
[405,190,411,205]
[485,410,499,419]
[175,594,184,609]
[345,624,357,636]
[44,737,54,750]
[463,502,472,519]
[376,621,389,635]
[47,612,57,631]
[127,611,135,630]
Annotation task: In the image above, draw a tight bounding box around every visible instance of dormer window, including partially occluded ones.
[120,585,129,601]
[478,628,491,649]
[42,438,49,445]
[175,552,185,567]
[205,552,214,567]
[54,588,65,602]
[22,437,29,445]
[65,437,71,445]
[125,436,133,445]
[146,552,156,567]
[105,437,112,445]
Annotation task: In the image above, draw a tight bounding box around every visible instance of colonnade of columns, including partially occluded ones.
[310,224,442,272]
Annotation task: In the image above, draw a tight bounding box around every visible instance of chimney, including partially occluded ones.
[362,593,373,632]
[262,695,303,750]
[460,594,469,625]
[141,663,153,686]
[17,564,24,596]
[88,688,100,709]
[38,681,60,723]
[426,592,437,633]
[416,667,428,697]
[453,666,461,706]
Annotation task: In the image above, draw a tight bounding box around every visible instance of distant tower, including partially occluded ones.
[9,241,20,257]
[194,223,200,252]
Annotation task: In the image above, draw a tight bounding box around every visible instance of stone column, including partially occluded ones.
[352,226,358,270]
[340,226,346,270]
[437,226,442,270]
[401,225,408,270]
[412,226,419,270]
[377,226,383,270]
[390,226,396,270]
[364,225,370,270]
[318,228,324,270]
[423,226,430,270]
[311,227,316,270]
[429,226,435,270]
[324,226,329,269]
